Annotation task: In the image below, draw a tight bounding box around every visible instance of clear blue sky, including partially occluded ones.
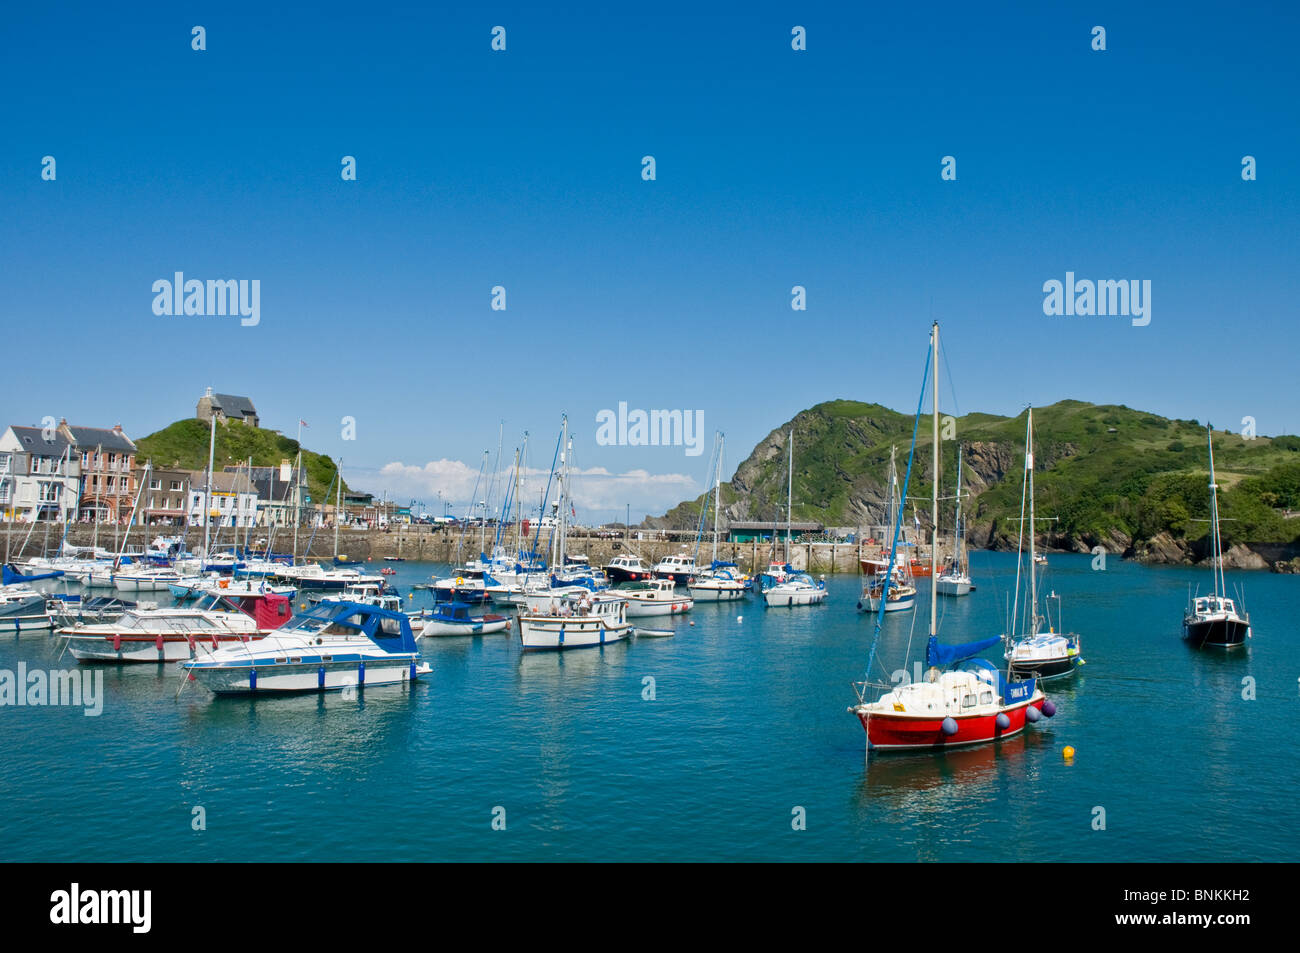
[2,2,1297,521]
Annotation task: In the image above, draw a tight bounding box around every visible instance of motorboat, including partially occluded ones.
[180,600,429,694]
[58,592,292,662]
[604,554,655,584]
[414,602,511,637]
[615,578,694,618]
[763,572,827,607]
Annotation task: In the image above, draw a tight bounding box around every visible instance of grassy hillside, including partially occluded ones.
[653,399,1300,556]
[136,419,349,505]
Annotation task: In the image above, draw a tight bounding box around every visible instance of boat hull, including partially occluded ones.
[688,585,746,602]
[419,617,510,637]
[858,594,915,613]
[858,696,1044,751]
[1008,654,1077,680]
[63,632,267,663]
[518,616,633,650]
[1183,616,1250,649]
[763,589,826,607]
[624,598,693,618]
[935,576,972,597]
[186,655,422,693]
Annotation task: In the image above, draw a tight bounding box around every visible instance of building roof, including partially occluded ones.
[63,424,137,454]
[209,393,258,419]
[7,426,72,457]
[188,470,256,494]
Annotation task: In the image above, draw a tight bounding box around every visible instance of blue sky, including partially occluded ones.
[2,2,1297,521]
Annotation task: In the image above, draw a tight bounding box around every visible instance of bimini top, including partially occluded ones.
[280,600,418,653]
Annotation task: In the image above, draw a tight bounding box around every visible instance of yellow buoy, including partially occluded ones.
[1063,745,1076,760]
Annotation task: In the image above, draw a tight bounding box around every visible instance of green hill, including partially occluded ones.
[652,399,1300,561]
[135,419,349,505]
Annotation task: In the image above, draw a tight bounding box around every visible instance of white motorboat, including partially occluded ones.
[58,592,290,663]
[180,600,428,694]
[112,567,183,593]
[763,572,827,607]
[414,602,511,637]
[615,578,694,618]
[518,590,633,650]
[689,566,748,602]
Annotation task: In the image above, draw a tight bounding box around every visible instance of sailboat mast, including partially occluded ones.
[955,444,963,569]
[930,322,939,637]
[559,415,569,568]
[1028,407,1039,634]
[334,459,342,557]
[291,449,303,562]
[712,433,723,564]
[1208,426,1224,598]
[786,429,793,563]
[203,412,216,560]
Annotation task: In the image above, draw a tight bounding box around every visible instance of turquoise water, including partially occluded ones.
[1,554,1296,862]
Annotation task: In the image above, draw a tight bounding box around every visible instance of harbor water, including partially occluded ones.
[0,553,1295,861]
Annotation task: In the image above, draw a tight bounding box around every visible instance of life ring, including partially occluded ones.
[455,577,465,586]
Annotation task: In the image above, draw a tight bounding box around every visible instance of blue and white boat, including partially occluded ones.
[412,602,511,638]
[180,600,429,694]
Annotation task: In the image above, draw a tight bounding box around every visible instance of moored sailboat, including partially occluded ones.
[1183,425,1252,649]
[850,323,1054,753]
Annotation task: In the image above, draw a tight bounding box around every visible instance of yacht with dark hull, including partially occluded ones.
[1183,426,1251,649]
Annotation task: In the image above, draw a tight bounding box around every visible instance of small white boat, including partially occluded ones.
[112,567,183,593]
[181,600,428,694]
[615,578,694,618]
[763,573,827,607]
[689,566,747,602]
[0,586,58,632]
[414,602,511,637]
[518,591,632,650]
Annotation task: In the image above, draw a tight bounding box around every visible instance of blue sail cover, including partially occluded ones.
[926,634,1002,668]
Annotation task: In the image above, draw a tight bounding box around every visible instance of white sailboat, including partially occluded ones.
[936,444,973,597]
[1004,408,1082,680]
[858,447,916,613]
[690,432,748,602]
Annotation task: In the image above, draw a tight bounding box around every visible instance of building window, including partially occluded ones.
[149,479,161,490]
[170,481,180,491]
[107,453,116,467]
[0,453,9,473]
[106,476,114,491]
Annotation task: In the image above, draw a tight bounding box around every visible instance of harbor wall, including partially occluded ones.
[0,521,927,574]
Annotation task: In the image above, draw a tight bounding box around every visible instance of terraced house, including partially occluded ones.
[59,421,139,523]
[0,425,81,522]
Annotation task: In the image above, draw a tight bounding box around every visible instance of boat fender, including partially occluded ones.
[113,634,122,651]
[856,601,863,610]
[1026,706,1041,723]
[940,717,959,736]
[995,712,1010,730]
[1041,699,1057,718]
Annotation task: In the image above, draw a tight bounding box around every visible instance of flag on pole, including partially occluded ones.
[300,420,309,428]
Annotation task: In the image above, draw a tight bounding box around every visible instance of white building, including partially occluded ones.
[0,426,81,522]
[187,470,260,528]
